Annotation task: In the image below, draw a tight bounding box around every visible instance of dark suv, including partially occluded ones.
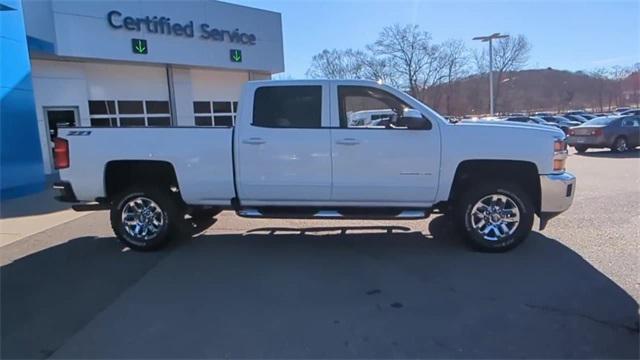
[567,116,640,153]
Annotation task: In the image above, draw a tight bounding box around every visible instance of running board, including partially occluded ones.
[237,207,429,220]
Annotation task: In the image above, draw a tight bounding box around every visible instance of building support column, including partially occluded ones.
[166,65,178,125]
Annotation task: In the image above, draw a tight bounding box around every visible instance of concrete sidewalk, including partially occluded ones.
[0,187,91,247]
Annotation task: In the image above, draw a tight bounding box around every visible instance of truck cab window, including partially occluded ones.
[338,86,409,128]
[253,86,321,128]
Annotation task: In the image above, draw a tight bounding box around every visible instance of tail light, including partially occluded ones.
[568,128,576,136]
[590,128,603,136]
[554,138,567,152]
[553,138,567,172]
[53,137,69,169]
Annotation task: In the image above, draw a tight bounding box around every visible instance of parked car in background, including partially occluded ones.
[564,111,596,120]
[619,109,640,116]
[539,116,581,134]
[347,109,395,127]
[564,114,589,124]
[567,115,640,153]
[578,114,596,120]
[504,116,561,130]
[533,112,553,117]
[529,116,563,128]
[614,107,631,114]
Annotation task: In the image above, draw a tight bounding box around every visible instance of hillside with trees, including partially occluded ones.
[422,68,640,116]
[306,24,639,116]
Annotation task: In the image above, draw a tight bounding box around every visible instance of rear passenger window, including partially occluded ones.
[622,117,640,127]
[253,86,321,128]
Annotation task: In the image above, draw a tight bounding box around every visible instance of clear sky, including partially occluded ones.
[230,0,639,78]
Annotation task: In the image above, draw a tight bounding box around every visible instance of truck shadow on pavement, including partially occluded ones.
[574,148,640,158]
[2,216,638,359]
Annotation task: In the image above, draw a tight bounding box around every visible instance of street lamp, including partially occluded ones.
[473,33,509,115]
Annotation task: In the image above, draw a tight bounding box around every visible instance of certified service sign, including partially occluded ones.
[107,10,257,46]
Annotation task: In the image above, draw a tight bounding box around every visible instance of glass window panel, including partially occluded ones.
[147,116,171,126]
[213,101,232,113]
[119,117,145,127]
[88,101,116,115]
[338,86,409,128]
[193,101,211,114]
[117,101,144,114]
[253,86,321,128]
[214,115,233,127]
[195,116,213,126]
[146,101,170,114]
[90,118,112,127]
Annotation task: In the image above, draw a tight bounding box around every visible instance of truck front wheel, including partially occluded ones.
[110,187,181,251]
[455,182,534,252]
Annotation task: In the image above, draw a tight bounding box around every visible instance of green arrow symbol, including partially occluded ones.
[232,50,241,61]
[135,40,146,53]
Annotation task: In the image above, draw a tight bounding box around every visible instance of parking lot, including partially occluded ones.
[1,148,639,359]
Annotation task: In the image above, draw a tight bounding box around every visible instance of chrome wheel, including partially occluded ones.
[470,194,520,241]
[121,196,165,240]
[615,138,628,152]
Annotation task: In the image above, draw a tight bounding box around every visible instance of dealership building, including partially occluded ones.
[1,0,284,198]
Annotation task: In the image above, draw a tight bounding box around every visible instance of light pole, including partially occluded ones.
[473,33,509,115]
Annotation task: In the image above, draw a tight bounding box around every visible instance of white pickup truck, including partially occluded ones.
[53,80,576,252]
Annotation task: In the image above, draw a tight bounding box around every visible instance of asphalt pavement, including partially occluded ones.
[1,148,639,359]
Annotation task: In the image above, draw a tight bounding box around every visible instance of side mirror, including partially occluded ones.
[401,109,431,130]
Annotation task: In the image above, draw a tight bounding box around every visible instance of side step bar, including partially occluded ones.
[72,203,110,211]
[237,208,430,220]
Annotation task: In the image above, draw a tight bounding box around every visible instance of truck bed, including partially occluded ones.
[58,127,236,205]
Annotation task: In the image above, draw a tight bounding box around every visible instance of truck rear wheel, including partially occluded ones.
[455,182,534,252]
[110,187,181,251]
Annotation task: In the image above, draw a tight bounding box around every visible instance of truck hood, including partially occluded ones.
[456,119,565,137]
[441,118,565,175]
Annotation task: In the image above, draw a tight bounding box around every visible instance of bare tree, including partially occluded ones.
[590,67,609,112]
[306,48,398,85]
[609,65,632,107]
[474,34,531,112]
[417,44,448,98]
[440,39,470,114]
[633,63,640,107]
[352,52,398,86]
[370,24,437,96]
[306,49,367,79]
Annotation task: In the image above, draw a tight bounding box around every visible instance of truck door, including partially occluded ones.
[234,83,332,205]
[329,84,441,206]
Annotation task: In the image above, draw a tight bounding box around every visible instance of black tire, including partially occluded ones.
[611,136,628,153]
[575,145,588,153]
[454,181,534,252]
[110,187,182,251]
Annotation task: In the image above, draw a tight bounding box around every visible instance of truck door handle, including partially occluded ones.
[242,137,266,145]
[336,138,360,145]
